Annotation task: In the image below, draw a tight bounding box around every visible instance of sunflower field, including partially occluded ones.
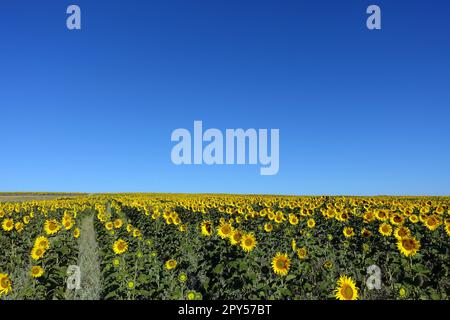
[1,194,449,300]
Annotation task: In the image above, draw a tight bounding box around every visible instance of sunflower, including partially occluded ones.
[274,214,283,224]
[0,273,12,297]
[229,230,243,246]
[165,259,177,270]
[424,215,441,231]
[201,220,213,236]
[133,229,141,238]
[335,275,359,300]
[2,218,14,232]
[187,290,196,300]
[217,222,233,239]
[399,287,407,298]
[173,216,181,226]
[360,228,372,238]
[178,272,187,283]
[397,237,420,257]
[363,212,375,223]
[30,266,44,278]
[264,223,273,232]
[163,211,171,219]
[34,236,50,250]
[31,246,45,260]
[343,227,355,238]
[15,222,24,233]
[390,214,404,226]
[113,239,128,255]
[337,211,350,222]
[375,210,388,221]
[409,214,419,223]
[324,260,333,269]
[289,214,299,225]
[271,252,291,276]
[97,213,106,222]
[241,233,257,252]
[394,226,411,240]
[63,219,74,230]
[420,206,430,214]
[445,223,450,236]
[379,223,393,236]
[296,247,307,259]
[307,218,316,228]
[151,212,160,220]
[73,228,80,239]
[114,219,123,229]
[435,206,445,215]
[105,221,114,231]
[44,219,61,236]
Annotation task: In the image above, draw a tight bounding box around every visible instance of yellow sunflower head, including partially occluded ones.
[30,266,44,278]
[2,218,14,232]
[445,223,450,236]
[397,237,420,257]
[424,215,441,231]
[15,222,24,233]
[63,219,74,230]
[271,252,291,276]
[165,259,177,270]
[307,218,316,228]
[390,214,404,226]
[335,275,359,300]
[296,247,307,260]
[289,214,299,225]
[394,226,411,240]
[264,223,273,232]
[360,228,372,238]
[178,272,187,283]
[0,273,12,297]
[113,239,128,255]
[187,290,196,300]
[217,222,233,239]
[105,222,114,231]
[379,223,393,237]
[229,230,243,246]
[201,220,213,236]
[409,214,419,223]
[343,227,355,238]
[31,246,45,260]
[44,219,61,236]
[34,236,50,250]
[114,219,123,229]
[240,233,257,252]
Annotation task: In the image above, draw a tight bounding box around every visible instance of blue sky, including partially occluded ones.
[1,0,449,195]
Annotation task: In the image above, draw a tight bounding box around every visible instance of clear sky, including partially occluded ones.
[1,0,449,195]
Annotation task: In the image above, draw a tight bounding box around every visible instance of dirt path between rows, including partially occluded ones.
[68,214,102,300]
